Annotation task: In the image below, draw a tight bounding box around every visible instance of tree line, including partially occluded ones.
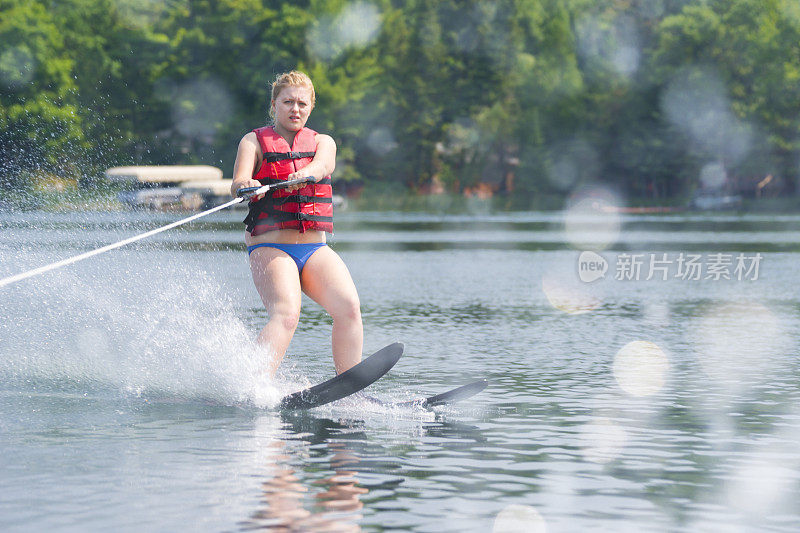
[1,0,799,207]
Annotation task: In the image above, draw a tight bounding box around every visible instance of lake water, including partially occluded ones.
[1,206,800,532]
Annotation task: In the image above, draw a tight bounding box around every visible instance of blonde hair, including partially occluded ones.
[269,70,316,119]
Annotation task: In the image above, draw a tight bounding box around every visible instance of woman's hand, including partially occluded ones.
[233,178,265,200]
[286,168,318,192]
[284,134,336,192]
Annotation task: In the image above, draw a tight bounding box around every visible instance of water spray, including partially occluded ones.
[0,177,312,288]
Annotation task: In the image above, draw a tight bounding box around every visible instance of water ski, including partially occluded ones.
[354,379,489,409]
[394,379,488,408]
[279,342,404,410]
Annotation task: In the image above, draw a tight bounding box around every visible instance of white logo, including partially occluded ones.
[578,251,608,282]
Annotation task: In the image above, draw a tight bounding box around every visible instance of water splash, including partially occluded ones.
[0,246,281,408]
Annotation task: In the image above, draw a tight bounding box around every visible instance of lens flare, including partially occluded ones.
[307,2,381,62]
[0,46,35,89]
[699,162,727,190]
[563,186,623,251]
[613,341,669,397]
[445,117,481,153]
[640,0,665,20]
[337,2,381,48]
[783,1,800,22]
[579,417,628,464]
[661,66,753,164]
[691,303,789,387]
[113,0,177,29]
[366,127,398,156]
[642,302,670,327]
[171,77,234,141]
[727,458,796,516]
[545,139,598,192]
[492,504,547,533]
[575,14,641,78]
[542,270,602,315]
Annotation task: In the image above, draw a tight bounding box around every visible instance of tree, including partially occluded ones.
[649,0,800,194]
[46,0,174,173]
[0,0,82,186]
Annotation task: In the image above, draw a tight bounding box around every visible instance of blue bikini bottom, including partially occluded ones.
[247,242,326,273]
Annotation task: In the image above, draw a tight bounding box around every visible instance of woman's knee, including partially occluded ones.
[332,296,361,323]
[271,308,301,332]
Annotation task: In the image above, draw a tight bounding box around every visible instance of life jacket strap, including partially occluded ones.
[245,210,334,232]
[243,194,334,233]
[263,151,316,163]
[259,177,332,186]
[270,195,334,206]
[260,211,334,223]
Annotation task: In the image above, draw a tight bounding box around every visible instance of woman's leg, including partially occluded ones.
[300,247,363,374]
[249,246,302,376]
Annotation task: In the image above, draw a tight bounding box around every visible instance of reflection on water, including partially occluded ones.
[238,411,490,532]
[243,414,369,532]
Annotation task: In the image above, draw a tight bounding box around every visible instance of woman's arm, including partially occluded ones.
[230,132,262,197]
[287,134,337,185]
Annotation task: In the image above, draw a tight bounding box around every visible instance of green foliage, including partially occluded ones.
[0,0,82,185]
[650,0,800,192]
[2,0,800,205]
[47,0,174,170]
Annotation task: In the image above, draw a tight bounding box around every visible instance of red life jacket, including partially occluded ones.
[243,126,333,235]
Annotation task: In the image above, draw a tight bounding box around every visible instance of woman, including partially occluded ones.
[230,71,362,376]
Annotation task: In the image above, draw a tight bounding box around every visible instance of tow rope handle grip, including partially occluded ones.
[237,177,315,200]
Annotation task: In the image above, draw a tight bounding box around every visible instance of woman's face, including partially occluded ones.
[272,85,313,133]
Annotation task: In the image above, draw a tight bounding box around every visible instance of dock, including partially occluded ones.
[106,165,236,210]
[106,165,346,211]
